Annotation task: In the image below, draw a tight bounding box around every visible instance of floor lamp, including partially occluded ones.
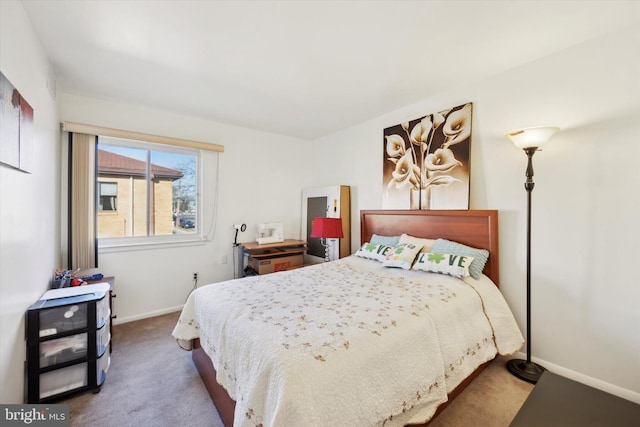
[505,126,559,384]
[310,217,344,262]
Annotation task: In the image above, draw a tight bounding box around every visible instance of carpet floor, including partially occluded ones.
[61,311,533,426]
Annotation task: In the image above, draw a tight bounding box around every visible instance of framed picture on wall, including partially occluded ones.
[382,102,472,210]
[0,71,33,173]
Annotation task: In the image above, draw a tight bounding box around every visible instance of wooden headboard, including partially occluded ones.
[360,210,500,286]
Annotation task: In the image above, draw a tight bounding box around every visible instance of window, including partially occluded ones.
[99,182,118,212]
[97,136,200,245]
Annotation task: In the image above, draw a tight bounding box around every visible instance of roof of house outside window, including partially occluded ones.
[98,149,184,181]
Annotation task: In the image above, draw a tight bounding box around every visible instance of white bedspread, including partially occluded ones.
[172,256,523,427]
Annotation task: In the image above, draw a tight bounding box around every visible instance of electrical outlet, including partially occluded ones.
[193,273,198,281]
[221,255,227,264]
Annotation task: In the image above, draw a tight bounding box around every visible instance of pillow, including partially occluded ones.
[430,238,489,280]
[412,252,475,278]
[354,242,395,262]
[370,234,400,247]
[398,234,436,253]
[381,243,423,270]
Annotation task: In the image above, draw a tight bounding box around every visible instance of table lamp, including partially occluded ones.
[310,217,344,262]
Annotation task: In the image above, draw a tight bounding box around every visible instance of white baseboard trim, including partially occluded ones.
[511,351,640,404]
[112,304,184,325]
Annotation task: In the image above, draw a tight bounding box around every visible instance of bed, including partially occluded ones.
[172,209,523,426]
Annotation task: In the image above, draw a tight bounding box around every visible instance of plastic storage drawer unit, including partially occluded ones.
[26,282,112,403]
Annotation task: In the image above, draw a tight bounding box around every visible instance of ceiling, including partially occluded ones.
[21,0,640,139]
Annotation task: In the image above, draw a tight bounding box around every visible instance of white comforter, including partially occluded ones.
[172,256,523,427]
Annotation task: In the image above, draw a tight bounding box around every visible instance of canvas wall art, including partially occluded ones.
[382,102,472,210]
[1,71,33,173]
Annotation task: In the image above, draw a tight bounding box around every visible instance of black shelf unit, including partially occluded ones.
[25,283,112,403]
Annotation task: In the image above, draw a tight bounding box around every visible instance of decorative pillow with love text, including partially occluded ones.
[412,252,475,278]
[381,243,423,270]
[354,242,395,262]
[430,238,489,280]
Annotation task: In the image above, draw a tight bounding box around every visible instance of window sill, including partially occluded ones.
[98,236,207,253]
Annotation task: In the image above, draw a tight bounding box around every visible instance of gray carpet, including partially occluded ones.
[61,311,533,426]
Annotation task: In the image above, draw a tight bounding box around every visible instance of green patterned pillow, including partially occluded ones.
[412,252,475,278]
[381,243,423,269]
[354,242,395,262]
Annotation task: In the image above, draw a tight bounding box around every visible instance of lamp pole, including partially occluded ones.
[505,126,558,384]
[524,147,536,365]
[507,146,545,383]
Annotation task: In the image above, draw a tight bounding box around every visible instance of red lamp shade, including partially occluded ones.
[310,217,344,239]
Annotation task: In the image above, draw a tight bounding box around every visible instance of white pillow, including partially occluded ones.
[398,234,436,253]
[381,243,423,269]
[412,252,475,278]
[354,242,395,262]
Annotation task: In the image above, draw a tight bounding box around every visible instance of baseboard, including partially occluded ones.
[112,304,184,325]
[511,351,640,404]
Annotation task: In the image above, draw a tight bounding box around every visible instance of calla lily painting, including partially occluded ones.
[382,102,472,210]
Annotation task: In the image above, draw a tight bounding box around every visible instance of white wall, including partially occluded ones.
[2,0,637,406]
[0,1,61,404]
[1,1,313,403]
[310,24,640,401]
[59,93,313,323]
